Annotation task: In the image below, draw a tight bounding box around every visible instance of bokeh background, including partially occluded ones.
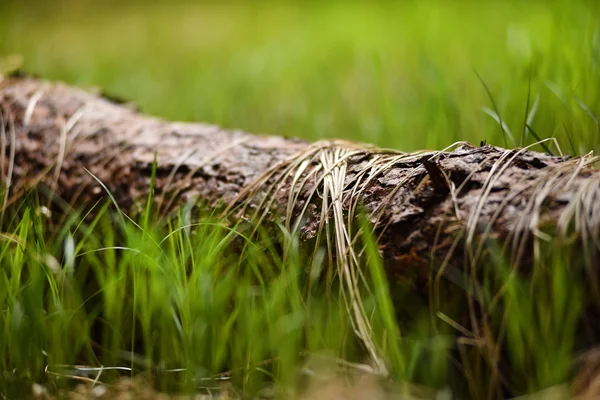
[1,0,599,153]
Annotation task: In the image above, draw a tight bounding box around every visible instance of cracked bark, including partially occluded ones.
[1,76,600,282]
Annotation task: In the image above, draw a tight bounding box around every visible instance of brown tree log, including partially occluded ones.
[1,75,600,280]
[5,75,600,392]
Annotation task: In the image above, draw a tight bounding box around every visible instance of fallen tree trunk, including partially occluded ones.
[1,76,600,272]
[4,75,600,384]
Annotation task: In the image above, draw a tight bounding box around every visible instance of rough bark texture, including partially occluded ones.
[1,76,600,275]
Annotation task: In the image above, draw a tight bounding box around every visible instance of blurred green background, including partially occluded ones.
[1,0,599,153]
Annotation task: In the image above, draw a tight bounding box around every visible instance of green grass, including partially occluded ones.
[0,179,590,398]
[0,190,448,397]
[1,0,600,398]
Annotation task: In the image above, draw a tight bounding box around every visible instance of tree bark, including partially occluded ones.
[1,75,600,277]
